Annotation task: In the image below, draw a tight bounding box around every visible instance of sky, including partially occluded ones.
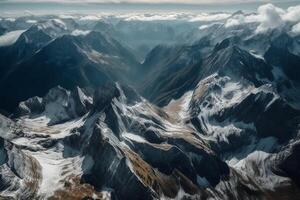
[0,0,300,15]
[0,0,297,3]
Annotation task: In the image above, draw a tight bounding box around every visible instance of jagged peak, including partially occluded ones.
[213,37,242,53]
[36,34,84,58]
[231,10,244,16]
[144,43,180,60]
[13,25,52,46]
[270,32,294,49]
[93,82,141,111]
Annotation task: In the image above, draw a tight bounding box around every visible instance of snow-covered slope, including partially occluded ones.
[1,79,300,199]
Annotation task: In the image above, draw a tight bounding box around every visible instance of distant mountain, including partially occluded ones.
[0,30,140,112]
[113,20,192,61]
[0,25,52,73]
[140,38,273,106]
[1,12,300,200]
[0,25,5,35]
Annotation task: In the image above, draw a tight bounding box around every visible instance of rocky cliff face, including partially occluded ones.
[1,79,300,199]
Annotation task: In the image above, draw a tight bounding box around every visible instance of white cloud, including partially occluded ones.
[0,30,26,46]
[122,13,188,21]
[98,12,230,22]
[222,3,300,34]
[4,18,16,22]
[26,19,37,23]
[197,3,300,36]
[225,14,245,27]
[291,22,300,35]
[36,18,67,33]
[79,15,101,21]
[198,24,210,30]
[199,22,222,30]
[52,18,66,25]
[283,5,300,23]
[59,14,78,19]
[189,13,230,22]
[255,3,285,33]
[71,29,91,36]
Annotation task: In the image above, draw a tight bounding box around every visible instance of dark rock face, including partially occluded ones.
[0,36,104,112]
[0,137,41,199]
[82,125,154,200]
[130,139,229,188]
[140,44,204,106]
[213,88,300,141]
[140,39,274,107]
[93,83,121,111]
[213,38,231,52]
[0,30,140,113]
[35,83,228,199]
[200,42,274,86]
[274,140,300,187]
[94,83,142,111]
[118,84,142,105]
[72,87,93,116]
[0,25,5,35]
[16,96,44,116]
[15,86,92,125]
[0,25,52,73]
[265,45,300,82]
[0,138,12,195]
[0,137,8,165]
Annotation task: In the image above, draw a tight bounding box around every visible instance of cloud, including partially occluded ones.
[283,5,300,22]
[222,3,300,34]
[71,29,90,36]
[224,14,245,27]
[26,19,37,23]
[59,14,78,19]
[255,3,285,33]
[4,17,16,22]
[123,13,181,21]
[199,22,222,30]
[50,18,67,29]
[79,15,102,21]
[189,13,230,22]
[224,4,285,32]
[98,12,230,22]
[0,30,25,46]
[291,22,300,35]
[252,4,300,33]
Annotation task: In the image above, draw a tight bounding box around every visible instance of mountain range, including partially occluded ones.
[0,6,300,200]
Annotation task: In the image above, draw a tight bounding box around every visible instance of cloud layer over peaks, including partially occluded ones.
[222,3,300,34]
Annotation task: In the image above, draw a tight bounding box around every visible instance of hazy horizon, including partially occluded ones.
[1,0,300,16]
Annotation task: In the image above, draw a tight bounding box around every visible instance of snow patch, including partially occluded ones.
[164,91,193,122]
[122,132,147,143]
[30,149,84,198]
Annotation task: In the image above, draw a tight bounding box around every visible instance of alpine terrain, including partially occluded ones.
[0,2,300,200]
